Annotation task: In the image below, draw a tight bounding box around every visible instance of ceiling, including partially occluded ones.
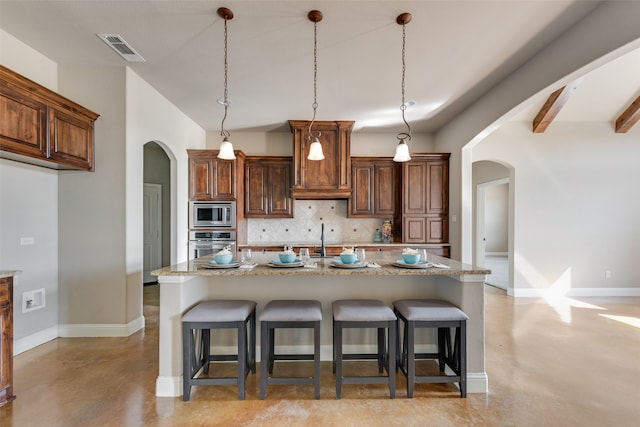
[3,0,635,135]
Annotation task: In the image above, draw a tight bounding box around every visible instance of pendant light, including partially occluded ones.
[307,10,324,161]
[393,12,412,163]
[217,7,236,160]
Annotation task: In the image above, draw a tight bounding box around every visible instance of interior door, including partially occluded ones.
[143,183,162,283]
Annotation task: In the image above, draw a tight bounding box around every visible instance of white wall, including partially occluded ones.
[434,1,640,263]
[474,122,640,295]
[1,29,60,348]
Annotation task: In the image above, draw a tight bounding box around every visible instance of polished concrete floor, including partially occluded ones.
[2,284,639,426]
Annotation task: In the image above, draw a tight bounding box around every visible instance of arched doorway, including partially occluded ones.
[143,141,171,283]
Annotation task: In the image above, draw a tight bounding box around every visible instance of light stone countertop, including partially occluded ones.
[152,251,489,278]
[0,270,20,279]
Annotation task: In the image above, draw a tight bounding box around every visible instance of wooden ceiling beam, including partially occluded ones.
[532,84,577,133]
[615,95,640,133]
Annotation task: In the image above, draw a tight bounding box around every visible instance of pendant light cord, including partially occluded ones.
[220,16,230,139]
[397,21,411,142]
[308,19,321,140]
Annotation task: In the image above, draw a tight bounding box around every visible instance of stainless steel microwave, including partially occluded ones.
[189,201,236,229]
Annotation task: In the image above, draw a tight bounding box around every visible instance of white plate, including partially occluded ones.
[392,260,433,269]
[330,260,366,269]
[268,260,303,268]
[201,261,240,269]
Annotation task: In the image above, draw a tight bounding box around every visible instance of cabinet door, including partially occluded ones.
[350,163,374,216]
[426,160,448,215]
[213,158,236,201]
[245,161,267,216]
[0,84,48,159]
[374,162,396,216]
[0,278,14,405]
[403,217,426,243]
[426,217,448,243]
[403,161,427,215]
[267,161,292,217]
[48,107,95,171]
[189,156,214,201]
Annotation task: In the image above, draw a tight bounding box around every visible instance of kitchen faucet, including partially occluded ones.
[314,223,326,257]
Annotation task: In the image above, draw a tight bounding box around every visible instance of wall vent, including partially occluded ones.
[97,33,145,62]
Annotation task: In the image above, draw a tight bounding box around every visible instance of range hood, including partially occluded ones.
[289,120,354,199]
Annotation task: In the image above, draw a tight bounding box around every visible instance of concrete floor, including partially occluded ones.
[2,284,639,426]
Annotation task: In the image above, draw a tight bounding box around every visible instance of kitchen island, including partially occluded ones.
[152,252,490,397]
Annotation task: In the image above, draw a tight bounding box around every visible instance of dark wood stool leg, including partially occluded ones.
[260,321,269,400]
[406,319,415,398]
[237,320,247,400]
[388,320,396,399]
[314,320,321,399]
[377,327,385,373]
[335,320,343,399]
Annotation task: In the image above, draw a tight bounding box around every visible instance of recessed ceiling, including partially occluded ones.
[0,0,612,133]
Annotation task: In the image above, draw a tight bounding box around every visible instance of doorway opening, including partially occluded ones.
[143,141,171,284]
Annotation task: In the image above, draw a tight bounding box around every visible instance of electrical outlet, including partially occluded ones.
[22,289,46,313]
[605,270,612,279]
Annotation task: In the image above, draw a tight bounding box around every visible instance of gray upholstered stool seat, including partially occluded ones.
[393,299,468,398]
[332,299,397,399]
[181,300,256,401]
[259,300,322,399]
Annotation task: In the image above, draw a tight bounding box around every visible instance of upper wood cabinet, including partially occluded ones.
[349,157,398,218]
[397,153,450,244]
[245,157,293,218]
[188,149,244,201]
[0,65,99,171]
[289,120,354,199]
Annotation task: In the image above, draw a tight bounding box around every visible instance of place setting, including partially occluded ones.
[268,246,304,268]
[200,246,241,269]
[330,247,369,269]
[392,249,433,269]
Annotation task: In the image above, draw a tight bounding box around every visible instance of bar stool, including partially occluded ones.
[393,299,468,398]
[259,299,322,399]
[181,299,256,401]
[332,299,397,399]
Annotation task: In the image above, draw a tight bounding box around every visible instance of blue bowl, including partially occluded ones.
[402,253,421,265]
[340,253,358,264]
[214,253,233,264]
[279,252,297,263]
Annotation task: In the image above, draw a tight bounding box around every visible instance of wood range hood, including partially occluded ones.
[289,120,354,200]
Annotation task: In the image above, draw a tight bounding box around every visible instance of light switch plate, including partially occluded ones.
[20,237,35,245]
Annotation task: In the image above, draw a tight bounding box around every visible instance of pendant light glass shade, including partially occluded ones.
[218,137,236,160]
[307,137,325,160]
[393,140,411,162]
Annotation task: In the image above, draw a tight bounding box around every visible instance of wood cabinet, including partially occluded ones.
[396,154,450,244]
[0,65,99,171]
[289,120,354,199]
[245,157,293,218]
[188,149,244,201]
[349,157,398,217]
[0,276,15,406]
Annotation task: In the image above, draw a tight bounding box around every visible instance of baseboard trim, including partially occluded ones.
[511,287,640,298]
[156,375,182,397]
[13,325,58,356]
[58,315,145,338]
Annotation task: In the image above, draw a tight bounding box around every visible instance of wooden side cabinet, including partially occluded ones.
[398,153,450,244]
[245,157,293,218]
[188,149,244,201]
[0,276,15,406]
[0,65,99,171]
[349,157,398,218]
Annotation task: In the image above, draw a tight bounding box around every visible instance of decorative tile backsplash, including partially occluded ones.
[247,200,390,244]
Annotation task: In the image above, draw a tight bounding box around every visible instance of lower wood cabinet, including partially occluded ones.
[245,157,293,218]
[0,276,15,406]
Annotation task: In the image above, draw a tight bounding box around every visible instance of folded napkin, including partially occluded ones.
[366,262,381,268]
[303,263,318,269]
[432,263,450,269]
[239,264,256,270]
